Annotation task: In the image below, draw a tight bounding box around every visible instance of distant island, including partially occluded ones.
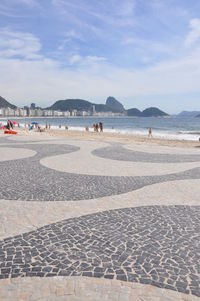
[0,95,169,117]
[127,107,168,117]
[177,111,200,118]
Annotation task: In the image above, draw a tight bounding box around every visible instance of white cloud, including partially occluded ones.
[69,55,82,65]
[86,56,107,63]
[69,54,107,65]
[0,28,42,59]
[65,30,82,40]
[0,28,200,111]
[51,0,136,30]
[16,0,36,5]
[0,0,40,17]
[1,46,200,109]
[185,18,200,47]
[58,30,83,51]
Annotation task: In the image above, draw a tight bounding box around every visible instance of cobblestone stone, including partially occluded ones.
[0,143,200,201]
[0,135,199,300]
[0,206,199,297]
[92,144,200,163]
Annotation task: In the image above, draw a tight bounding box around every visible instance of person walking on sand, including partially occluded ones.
[148,127,152,138]
[99,122,103,132]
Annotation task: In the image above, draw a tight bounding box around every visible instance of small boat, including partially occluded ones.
[4,130,17,135]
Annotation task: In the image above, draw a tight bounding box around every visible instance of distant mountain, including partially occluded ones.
[47,98,124,113]
[141,107,168,117]
[127,108,142,117]
[47,98,169,117]
[106,96,125,113]
[0,96,16,109]
[127,107,168,117]
[48,99,92,112]
[177,111,200,117]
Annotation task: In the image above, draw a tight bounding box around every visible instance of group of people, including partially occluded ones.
[93,122,103,132]
[6,120,14,130]
[45,123,51,130]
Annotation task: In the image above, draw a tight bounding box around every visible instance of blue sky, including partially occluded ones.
[0,0,200,113]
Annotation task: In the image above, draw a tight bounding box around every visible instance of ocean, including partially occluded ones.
[1,116,200,141]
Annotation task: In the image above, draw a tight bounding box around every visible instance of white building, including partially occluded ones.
[71,110,77,116]
[0,108,5,116]
[63,111,71,117]
[43,110,53,116]
[20,108,28,117]
[35,109,43,117]
[4,107,15,116]
[53,111,63,117]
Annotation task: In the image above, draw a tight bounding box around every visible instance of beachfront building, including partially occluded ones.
[14,108,28,117]
[53,111,63,117]
[29,109,36,117]
[94,111,124,117]
[1,107,15,116]
[43,110,54,117]
[0,107,123,117]
[71,110,77,116]
[0,108,4,116]
[81,110,89,116]
[63,111,71,117]
[92,105,96,115]
[30,103,36,109]
[35,109,43,117]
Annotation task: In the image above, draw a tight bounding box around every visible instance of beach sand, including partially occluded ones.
[15,127,200,148]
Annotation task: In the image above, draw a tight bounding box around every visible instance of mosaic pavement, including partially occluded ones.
[0,134,200,301]
[0,141,200,201]
[92,144,200,163]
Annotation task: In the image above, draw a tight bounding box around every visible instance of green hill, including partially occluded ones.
[106,96,125,112]
[48,99,92,111]
[141,107,168,117]
[47,98,124,113]
[0,96,16,109]
[127,107,168,117]
[127,108,142,116]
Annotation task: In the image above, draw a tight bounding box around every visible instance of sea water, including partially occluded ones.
[1,116,200,141]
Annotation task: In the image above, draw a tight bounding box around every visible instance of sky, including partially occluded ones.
[0,0,200,113]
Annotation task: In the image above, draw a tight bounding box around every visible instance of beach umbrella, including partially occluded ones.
[31,122,39,125]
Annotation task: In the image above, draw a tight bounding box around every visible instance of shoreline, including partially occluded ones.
[12,127,200,148]
[1,116,200,143]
